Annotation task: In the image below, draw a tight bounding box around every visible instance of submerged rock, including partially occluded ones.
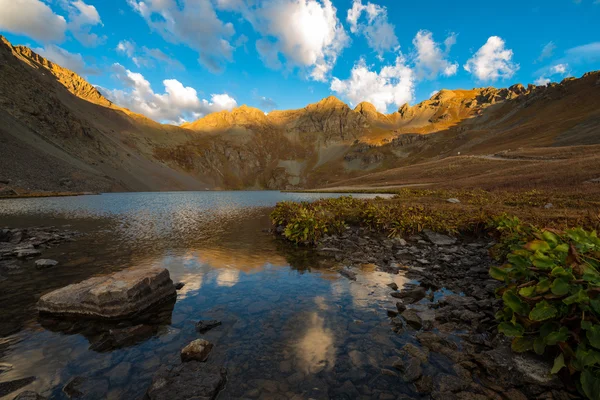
[62,376,108,399]
[196,320,221,333]
[89,324,154,352]
[13,391,47,400]
[339,268,357,281]
[181,339,213,362]
[37,267,176,319]
[0,377,36,398]
[145,362,226,400]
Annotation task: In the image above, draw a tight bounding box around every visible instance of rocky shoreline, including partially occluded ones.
[0,227,80,279]
[308,226,578,399]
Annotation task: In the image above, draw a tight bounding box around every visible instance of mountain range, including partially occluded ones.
[1,35,599,194]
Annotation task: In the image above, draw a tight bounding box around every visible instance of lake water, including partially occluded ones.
[0,191,417,400]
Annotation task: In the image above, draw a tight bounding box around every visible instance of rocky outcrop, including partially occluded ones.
[145,363,226,400]
[37,267,176,319]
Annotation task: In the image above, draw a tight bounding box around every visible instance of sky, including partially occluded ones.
[1,0,599,124]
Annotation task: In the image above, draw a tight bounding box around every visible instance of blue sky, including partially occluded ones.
[1,0,599,124]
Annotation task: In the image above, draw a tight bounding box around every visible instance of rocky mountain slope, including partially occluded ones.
[1,35,599,193]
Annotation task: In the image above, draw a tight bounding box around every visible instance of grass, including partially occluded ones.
[271,188,600,245]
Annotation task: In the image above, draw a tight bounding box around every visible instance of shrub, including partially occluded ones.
[490,216,600,399]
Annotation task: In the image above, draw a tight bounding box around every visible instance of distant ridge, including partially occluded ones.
[1,34,599,193]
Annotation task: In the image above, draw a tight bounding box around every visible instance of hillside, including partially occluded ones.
[1,35,599,194]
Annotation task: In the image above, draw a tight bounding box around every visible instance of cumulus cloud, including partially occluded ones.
[250,0,350,82]
[537,41,556,62]
[346,0,398,56]
[550,63,568,74]
[464,36,519,81]
[330,57,414,113]
[64,0,106,46]
[0,0,67,42]
[534,77,551,86]
[101,64,237,124]
[127,0,235,73]
[412,30,458,79]
[116,40,183,69]
[33,44,99,76]
[534,62,569,86]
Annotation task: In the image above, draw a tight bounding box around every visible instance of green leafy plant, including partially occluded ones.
[490,219,600,399]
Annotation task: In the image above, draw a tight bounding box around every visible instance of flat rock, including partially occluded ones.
[35,259,58,269]
[422,229,457,246]
[196,320,221,333]
[446,198,460,204]
[181,339,213,362]
[145,362,226,400]
[37,267,176,319]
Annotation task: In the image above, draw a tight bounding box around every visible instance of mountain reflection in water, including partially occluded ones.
[0,191,416,400]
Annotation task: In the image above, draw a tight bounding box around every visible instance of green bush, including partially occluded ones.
[490,216,600,399]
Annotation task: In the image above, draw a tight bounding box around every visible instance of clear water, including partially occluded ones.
[0,191,416,400]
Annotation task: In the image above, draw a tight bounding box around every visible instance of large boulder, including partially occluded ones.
[145,362,226,400]
[37,267,176,319]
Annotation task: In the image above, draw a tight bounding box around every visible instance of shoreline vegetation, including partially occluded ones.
[270,190,600,399]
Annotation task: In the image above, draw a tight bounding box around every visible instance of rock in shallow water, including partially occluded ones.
[0,377,36,398]
[181,339,213,362]
[196,320,221,333]
[34,259,58,269]
[145,362,226,400]
[37,267,176,319]
[12,392,47,400]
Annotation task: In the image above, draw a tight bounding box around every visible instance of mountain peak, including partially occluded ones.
[311,95,347,108]
[354,101,378,114]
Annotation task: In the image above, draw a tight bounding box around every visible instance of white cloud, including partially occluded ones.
[534,62,569,86]
[534,77,551,86]
[127,0,235,73]
[429,90,439,98]
[0,0,67,42]
[65,0,105,47]
[116,40,183,69]
[33,44,98,76]
[413,30,458,79]
[464,36,519,81]
[330,57,414,113]
[346,0,398,55]
[251,0,349,82]
[550,63,568,74]
[537,41,556,62]
[101,64,237,124]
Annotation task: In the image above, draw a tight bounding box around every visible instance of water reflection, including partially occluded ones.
[0,191,410,400]
[295,310,336,374]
